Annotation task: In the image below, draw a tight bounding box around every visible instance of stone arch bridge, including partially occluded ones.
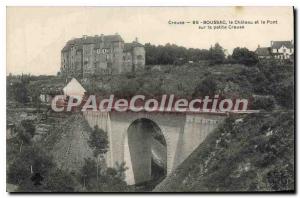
[83,111,226,185]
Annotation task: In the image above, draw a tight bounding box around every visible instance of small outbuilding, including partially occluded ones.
[63,78,86,98]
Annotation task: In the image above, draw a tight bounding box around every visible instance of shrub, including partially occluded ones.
[252,96,275,111]
[232,47,258,66]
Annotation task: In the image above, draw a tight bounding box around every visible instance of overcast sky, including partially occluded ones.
[7,6,293,75]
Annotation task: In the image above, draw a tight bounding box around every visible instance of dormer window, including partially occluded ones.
[96,49,101,54]
[102,49,107,53]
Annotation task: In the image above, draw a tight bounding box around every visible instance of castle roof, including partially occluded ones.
[62,34,124,52]
[271,41,293,49]
[124,42,144,52]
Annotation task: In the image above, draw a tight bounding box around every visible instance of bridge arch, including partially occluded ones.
[123,118,169,185]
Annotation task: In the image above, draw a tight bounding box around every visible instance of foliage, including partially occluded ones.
[20,120,35,137]
[14,119,36,148]
[155,112,294,192]
[7,145,54,186]
[252,96,275,111]
[208,43,225,64]
[232,47,259,66]
[144,43,225,65]
[7,144,79,192]
[43,168,79,192]
[88,125,109,157]
[8,76,30,104]
[193,77,217,97]
[273,82,294,109]
[79,158,130,192]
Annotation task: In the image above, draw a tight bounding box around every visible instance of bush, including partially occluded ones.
[252,96,275,111]
[232,47,258,66]
[193,77,217,97]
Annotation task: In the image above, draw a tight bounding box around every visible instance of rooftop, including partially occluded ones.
[62,34,125,52]
[255,47,271,56]
[271,41,294,49]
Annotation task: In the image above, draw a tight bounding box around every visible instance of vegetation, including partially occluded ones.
[79,158,130,192]
[88,126,109,157]
[155,112,294,192]
[7,144,80,192]
[231,47,259,66]
[144,43,225,65]
[6,44,294,192]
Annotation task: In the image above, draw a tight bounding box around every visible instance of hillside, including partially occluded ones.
[51,113,95,172]
[154,112,294,192]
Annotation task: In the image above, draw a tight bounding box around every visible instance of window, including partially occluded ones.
[283,49,286,53]
[102,49,107,53]
[96,49,101,54]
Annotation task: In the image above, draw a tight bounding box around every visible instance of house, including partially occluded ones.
[270,41,294,59]
[255,40,294,60]
[40,86,63,103]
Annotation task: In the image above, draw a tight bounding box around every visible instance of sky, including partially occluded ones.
[7,6,294,75]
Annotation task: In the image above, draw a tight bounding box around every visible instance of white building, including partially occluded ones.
[255,40,294,60]
[63,78,86,98]
[271,41,294,59]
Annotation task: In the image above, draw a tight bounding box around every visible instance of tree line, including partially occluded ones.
[144,43,258,66]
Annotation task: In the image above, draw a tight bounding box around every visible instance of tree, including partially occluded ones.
[88,125,109,184]
[8,144,80,192]
[88,125,109,157]
[11,81,29,104]
[15,119,36,152]
[193,77,217,97]
[79,158,129,192]
[7,145,54,188]
[209,43,225,64]
[232,47,258,66]
[144,43,211,65]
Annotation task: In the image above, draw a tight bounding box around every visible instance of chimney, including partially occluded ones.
[270,40,273,47]
[135,37,138,43]
[258,44,260,48]
[100,34,104,42]
[83,35,87,39]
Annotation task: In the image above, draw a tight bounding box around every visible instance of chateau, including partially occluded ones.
[60,34,145,78]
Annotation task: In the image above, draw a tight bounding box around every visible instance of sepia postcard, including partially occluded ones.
[6,6,295,192]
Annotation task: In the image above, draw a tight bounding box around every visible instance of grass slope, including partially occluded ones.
[154,112,294,192]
